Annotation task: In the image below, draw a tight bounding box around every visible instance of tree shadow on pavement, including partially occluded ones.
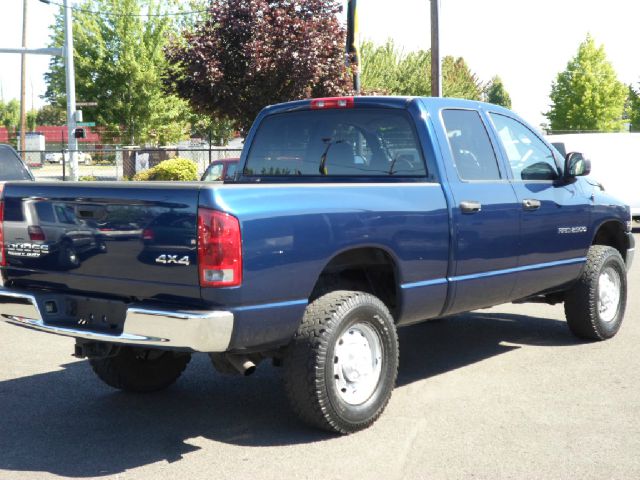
[0,311,580,477]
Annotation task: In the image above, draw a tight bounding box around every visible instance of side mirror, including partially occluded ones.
[564,152,591,179]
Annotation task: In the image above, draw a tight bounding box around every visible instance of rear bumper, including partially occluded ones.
[0,288,233,352]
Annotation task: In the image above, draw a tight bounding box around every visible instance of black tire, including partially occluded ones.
[564,245,627,340]
[58,242,80,269]
[283,291,399,434]
[89,347,191,393]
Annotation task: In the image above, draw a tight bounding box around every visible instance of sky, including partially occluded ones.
[0,0,639,129]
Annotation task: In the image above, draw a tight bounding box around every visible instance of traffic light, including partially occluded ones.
[74,128,86,139]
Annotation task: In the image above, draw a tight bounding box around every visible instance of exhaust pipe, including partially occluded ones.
[227,355,256,376]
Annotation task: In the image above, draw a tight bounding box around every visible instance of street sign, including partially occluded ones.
[76,102,98,107]
[77,122,96,127]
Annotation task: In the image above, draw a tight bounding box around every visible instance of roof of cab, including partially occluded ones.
[263,95,514,116]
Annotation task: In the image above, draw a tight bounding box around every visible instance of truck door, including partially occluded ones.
[438,109,521,314]
[488,112,591,299]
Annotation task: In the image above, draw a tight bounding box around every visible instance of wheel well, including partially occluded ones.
[310,248,399,318]
[593,221,627,261]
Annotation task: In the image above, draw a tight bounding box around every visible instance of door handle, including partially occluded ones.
[460,201,482,214]
[522,199,541,210]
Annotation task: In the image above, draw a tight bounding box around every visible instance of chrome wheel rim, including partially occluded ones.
[598,266,621,323]
[333,322,383,405]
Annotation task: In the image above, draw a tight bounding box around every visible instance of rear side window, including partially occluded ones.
[226,163,237,179]
[442,109,501,181]
[35,202,56,223]
[54,205,77,224]
[0,146,32,181]
[244,109,427,178]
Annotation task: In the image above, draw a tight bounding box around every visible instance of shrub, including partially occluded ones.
[133,157,198,181]
[78,175,97,181]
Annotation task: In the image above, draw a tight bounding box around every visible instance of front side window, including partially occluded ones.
[244,109,427,178]
[442,109,501,181]
[203,163,224,181]
[490,113,558,181]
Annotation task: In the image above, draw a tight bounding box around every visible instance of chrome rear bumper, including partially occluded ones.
[0,289,233,352]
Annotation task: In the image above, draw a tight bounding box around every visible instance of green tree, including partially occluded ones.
[485,75,512,109]
[0,99,20,142]
[628,85,640,132]
[189,114,235,146]
[166,0,352,133]
[35,104,66,126]
[26,110,37,131]
[442,56,482,100]
[44,0,191,145]
[545,35,627,133]
[360,40,482,100]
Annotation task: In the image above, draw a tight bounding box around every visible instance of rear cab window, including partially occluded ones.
[243,108,428,179]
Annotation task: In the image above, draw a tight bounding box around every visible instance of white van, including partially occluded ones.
[547,133,640,221]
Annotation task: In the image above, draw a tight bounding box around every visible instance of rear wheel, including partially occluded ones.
[89,347,191,393]
[283,291,399,434]
[58,243,80,269]
[564,245,627,340]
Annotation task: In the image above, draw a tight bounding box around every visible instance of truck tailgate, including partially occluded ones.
[1,182,201,304]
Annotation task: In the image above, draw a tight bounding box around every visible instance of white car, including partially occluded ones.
[45,152,92,165]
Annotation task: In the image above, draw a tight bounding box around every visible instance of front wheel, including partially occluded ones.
[283,291,399,434]
[564,245,627,340]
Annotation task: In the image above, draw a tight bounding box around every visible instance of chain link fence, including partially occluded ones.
[19,146,243,181]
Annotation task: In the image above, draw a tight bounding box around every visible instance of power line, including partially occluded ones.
[39,0,209,18]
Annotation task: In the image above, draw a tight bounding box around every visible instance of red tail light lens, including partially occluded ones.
[28,226,45,241]
[310,97,355,110]
[142,228,154,241]
[197,208,242,287]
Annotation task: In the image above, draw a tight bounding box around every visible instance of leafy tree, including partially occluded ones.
[36,104,66,126]
[0,99,20,141]
[484,75,512,109]
[44,0,191,145]
[545,35,627,133]
[189,114,235,146]
[442,56,482,100]
[360,40,482,100]
[26,110,37,131]
[628,85,640,132]
[166,0,352,132]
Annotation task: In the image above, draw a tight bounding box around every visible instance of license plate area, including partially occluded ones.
[38,295,127,334]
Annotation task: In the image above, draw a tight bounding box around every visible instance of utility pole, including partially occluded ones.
[19,0,28,158]
[430,0,442,97]
[346,0,360,94]
[63,0,79,181]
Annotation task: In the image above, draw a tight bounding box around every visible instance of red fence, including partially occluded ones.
[0,126,103,144]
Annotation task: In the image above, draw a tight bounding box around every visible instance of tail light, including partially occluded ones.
[28,226,46,241]
[142,228,154,241]
[311,97,355,110]
[197,208,242,287]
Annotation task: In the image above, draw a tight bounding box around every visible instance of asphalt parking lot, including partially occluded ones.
[1,238,639,480]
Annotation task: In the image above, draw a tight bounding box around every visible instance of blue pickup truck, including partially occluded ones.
[0,97,633,434]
